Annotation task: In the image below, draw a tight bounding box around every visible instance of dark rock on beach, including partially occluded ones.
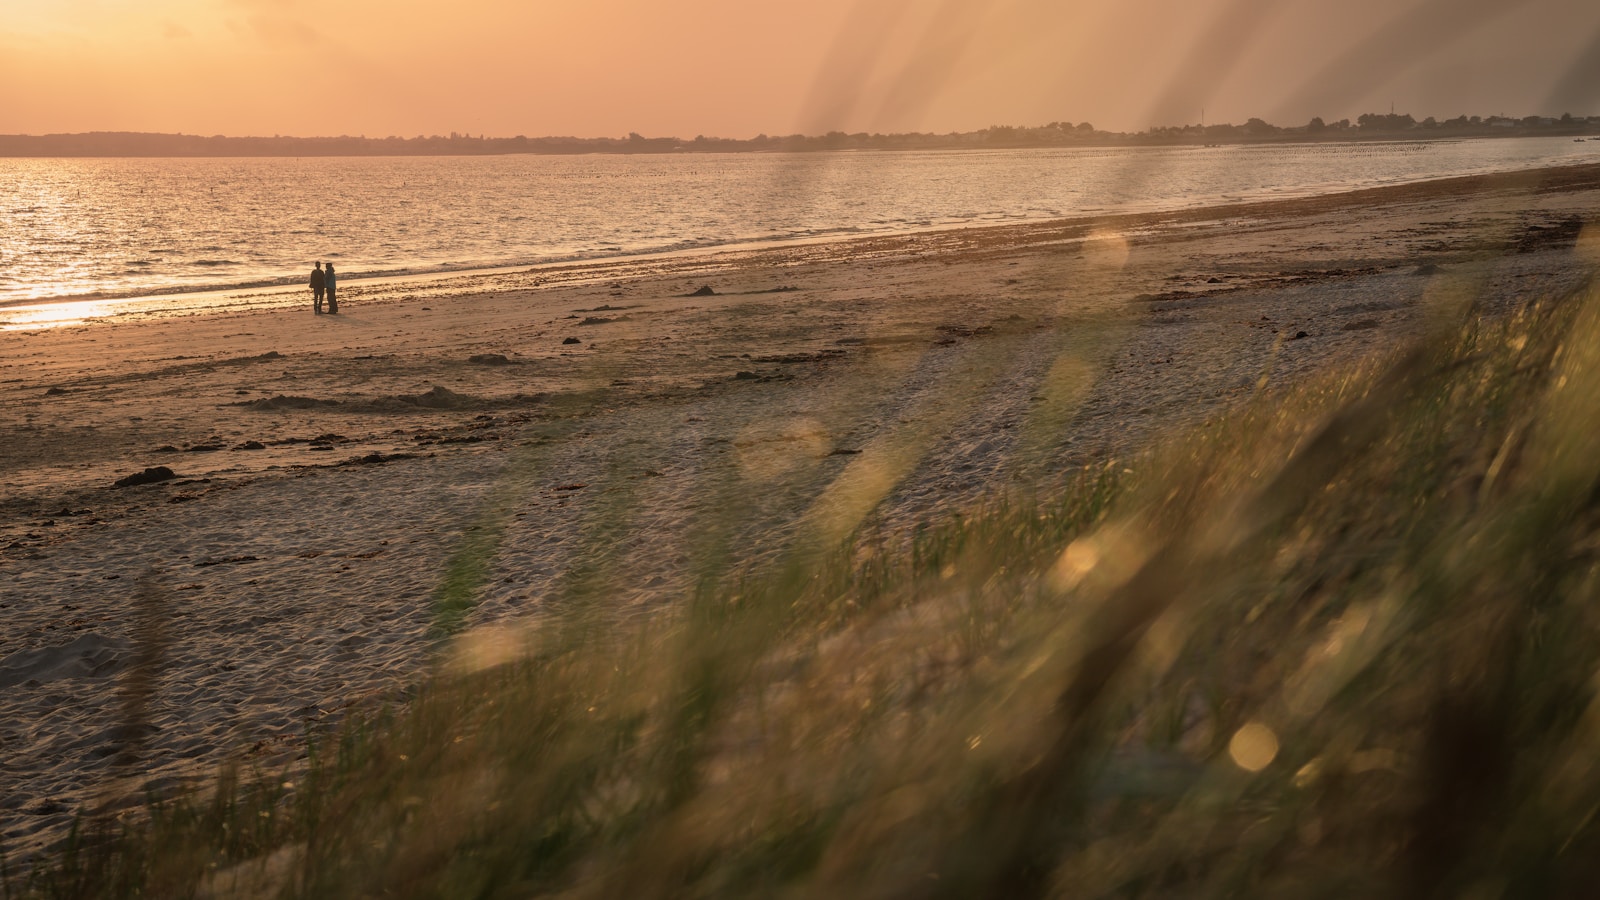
[468,353,512,365]
[233,395,340,410]
[687,285,717,297]
[113,466,177,488]
[563,337,582,345]
[339,452,419,467]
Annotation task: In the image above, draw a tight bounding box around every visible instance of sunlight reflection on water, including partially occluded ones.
[1,137,1593,326]
[1,298,125,331]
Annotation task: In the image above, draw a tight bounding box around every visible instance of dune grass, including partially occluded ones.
[13,269,1600,898]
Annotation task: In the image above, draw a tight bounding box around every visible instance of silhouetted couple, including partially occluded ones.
[310,261,338,314]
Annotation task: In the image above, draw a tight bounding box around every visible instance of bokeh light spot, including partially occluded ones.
[1229,722,1279,772]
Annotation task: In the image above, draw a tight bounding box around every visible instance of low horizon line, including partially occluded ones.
[6,110,1600,144]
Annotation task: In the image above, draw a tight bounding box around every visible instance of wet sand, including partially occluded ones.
[3,163,1600,859]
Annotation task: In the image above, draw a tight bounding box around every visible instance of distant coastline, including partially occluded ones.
[5,113,1600,157]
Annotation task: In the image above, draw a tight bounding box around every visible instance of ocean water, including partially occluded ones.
[1,136,1595,327]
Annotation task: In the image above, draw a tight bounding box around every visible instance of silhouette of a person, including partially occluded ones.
[325,262,338,314]
[310,261,326,314]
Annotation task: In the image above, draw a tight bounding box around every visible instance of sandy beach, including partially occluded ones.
[4,163,1600,860]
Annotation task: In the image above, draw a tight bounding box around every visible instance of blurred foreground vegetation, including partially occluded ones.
[14,269,1600,898]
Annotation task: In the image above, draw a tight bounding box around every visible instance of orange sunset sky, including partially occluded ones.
[3,0,1599,139]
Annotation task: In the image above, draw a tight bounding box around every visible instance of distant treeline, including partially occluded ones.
[4,113,1600,157]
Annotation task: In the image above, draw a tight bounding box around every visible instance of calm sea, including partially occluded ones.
[2,136,1595,328]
